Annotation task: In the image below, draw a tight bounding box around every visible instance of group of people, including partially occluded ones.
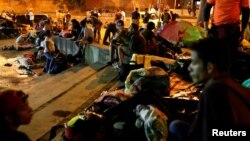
[55,10,71,30]
[105,7,178,67]
[1,0,250,141]
[0,10,16,21]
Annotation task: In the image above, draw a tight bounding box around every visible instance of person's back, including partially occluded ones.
[132,8,140,25]
[161,10,170,24]
[143,8,150,24]
[141,29,157,55]
[208,0,247,26]
[129,30,146,54]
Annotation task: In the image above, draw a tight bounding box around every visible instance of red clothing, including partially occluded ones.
[207,0,248,25]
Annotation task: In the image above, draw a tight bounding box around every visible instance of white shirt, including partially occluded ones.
[43,37,55,53]
[29,12,34,20]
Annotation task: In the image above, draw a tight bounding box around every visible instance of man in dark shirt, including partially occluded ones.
[161,9,170,24]
[131,8,140,25]
[143,8,150,24]
[168,38,250,141]
[140,22,158,55]
[0,87,33,141]
[118,23,146,64]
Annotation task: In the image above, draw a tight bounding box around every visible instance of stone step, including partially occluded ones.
[24,63,106,110]
[19,66,119,141]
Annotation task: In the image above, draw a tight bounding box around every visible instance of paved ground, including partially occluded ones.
[0,39,37,89]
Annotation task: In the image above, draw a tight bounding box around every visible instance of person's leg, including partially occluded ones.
[110,43,115,62]
[44,52,51,72]
[45,52,55,73]
[118,46,124,65]
[49,57,55,73]
[103,24,111,44]
[94,27,97,42]
[168,120,190,141]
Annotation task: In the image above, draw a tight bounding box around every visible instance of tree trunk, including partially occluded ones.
[196,0,206,26]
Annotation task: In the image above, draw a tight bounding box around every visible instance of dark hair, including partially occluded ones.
[131,23,139,31]
[45,30,51,37]
[116,19,124,26]
[147,22,155,30]
[190,38,230,72]
[80,20,86,27]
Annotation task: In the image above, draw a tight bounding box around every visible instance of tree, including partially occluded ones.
[17,0,37,8]
[53,0,86,12]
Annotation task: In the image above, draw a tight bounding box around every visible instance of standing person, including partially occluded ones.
[0,87,33,141]
[142,8,151,29]
[161,9,170,25]
[187,2,192,16]
[168,38,250,141]
[131,7,140,25]
[43,30,56,74]
[121,9,126,21]
[28,10,34,27]
[203,0,249,67]
[64,11,71,30]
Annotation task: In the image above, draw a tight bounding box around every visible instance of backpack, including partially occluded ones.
[49,112,104,141]
[50,52,68,74]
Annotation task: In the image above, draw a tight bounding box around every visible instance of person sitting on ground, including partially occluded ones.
[43,30,56,74]
[140,22,158,55]
[168,38,250,141]
[0,87,33,141]
[15,30,33,50]
[107,20,128,65]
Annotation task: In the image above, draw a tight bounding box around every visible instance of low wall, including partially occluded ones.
[85,44,110,65]
[53,36,110,65]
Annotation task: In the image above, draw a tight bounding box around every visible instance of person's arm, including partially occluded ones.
[203,2,213,31]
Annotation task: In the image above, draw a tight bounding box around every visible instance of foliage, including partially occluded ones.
[16,0,37,8]
[53,0,86,12]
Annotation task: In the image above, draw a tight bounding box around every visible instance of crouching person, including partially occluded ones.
[44,30,56,74]
[0,87,33,141]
